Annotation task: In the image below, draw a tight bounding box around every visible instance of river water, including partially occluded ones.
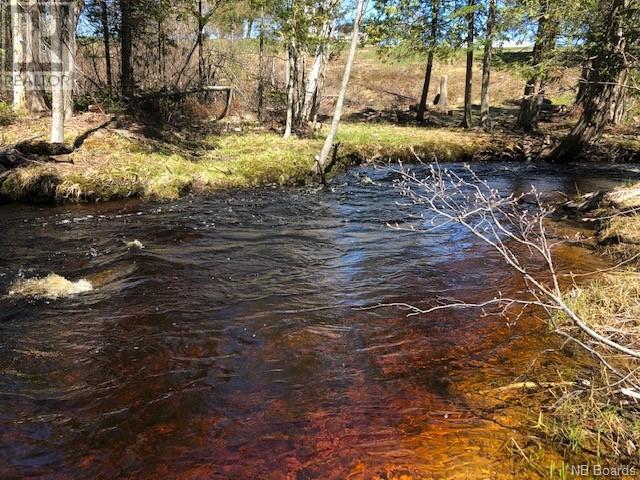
[1,162,639,479]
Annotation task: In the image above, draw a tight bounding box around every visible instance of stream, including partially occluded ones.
[1,162,640,479]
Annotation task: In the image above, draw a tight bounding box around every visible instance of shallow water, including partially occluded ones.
[1,162,638,479]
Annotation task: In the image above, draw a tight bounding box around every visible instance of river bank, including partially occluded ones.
[0,112,505,204]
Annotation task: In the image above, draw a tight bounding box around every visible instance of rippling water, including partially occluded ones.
[1,162,639,479]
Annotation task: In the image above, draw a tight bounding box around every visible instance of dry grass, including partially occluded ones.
[546,271,640,461]
[0,113,495,203]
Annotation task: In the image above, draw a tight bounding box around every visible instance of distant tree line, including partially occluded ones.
[3,0,639,163]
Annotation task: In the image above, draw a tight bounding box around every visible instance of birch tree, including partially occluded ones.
[10,1,24,111]
[63,0,80,118]
[25,2,48,113]
[300,0,340,124]
[50,0,65,144]
[315,0,366,175]
[11,1,47,113]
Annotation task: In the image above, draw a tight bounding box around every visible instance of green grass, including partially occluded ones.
[0,121,494,203]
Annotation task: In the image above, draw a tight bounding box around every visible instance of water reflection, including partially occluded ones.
[0,162,637,478]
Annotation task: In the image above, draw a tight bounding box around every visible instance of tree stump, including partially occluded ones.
[436,75,448,114]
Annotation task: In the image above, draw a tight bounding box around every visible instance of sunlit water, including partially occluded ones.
[1,162,639,479]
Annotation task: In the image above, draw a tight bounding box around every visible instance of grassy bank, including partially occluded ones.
[0,114,495,203]
[539,185,640,468]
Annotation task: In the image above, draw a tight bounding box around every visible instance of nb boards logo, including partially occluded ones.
[1,0,75,93]
[570,464,639,477]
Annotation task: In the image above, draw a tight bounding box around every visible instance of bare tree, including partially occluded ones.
[381,161,640,396]
[315,0,367,175]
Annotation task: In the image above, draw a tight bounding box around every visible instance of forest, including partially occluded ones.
[1,0,640,479]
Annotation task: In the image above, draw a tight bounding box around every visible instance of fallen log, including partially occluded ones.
[0,117,116,173]
[129,86,234,119]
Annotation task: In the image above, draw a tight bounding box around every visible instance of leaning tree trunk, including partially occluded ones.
[315,0,366,175]
[11,1,26,112]
[25,3,48,113]
[417,0,439,122]
[50,1,65,144]
[460,0,474,129]
[480,0,496,128]
[546,0,627,161]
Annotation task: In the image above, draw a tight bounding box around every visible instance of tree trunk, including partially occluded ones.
[257,11,265,121]
[311,62,327,125]
[546,0,627,161]
[25,2,48,113]
[119,0,133,98]
[270,56,276,87]
[480,0,496,128]
[609,68,628,125]
[11,1,26,112]
[197,0,205,85]
[63,1,79,118]
[284,40,298,138]
[460,0,474,128]
[246,18,254,39]
[296,53,306,124]
[101,0,113,88]
[516,2,557,131]
[302,39,328,123]
[574,60,591,111]
[436,75,448,113]
[315,0,366,175]
[417,0,439,122]
[50,1,65,144]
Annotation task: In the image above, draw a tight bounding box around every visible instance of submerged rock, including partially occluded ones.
[9,274,93,300]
